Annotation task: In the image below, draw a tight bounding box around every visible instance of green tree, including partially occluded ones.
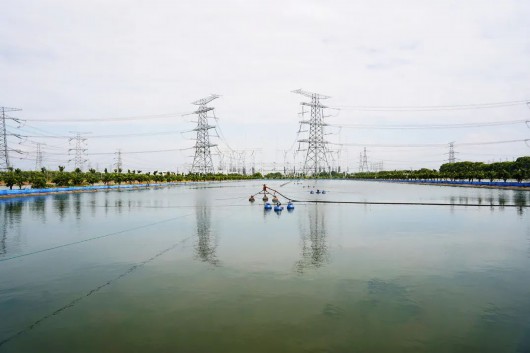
[30,173,47,189]
[52,169,70,186]
[71,170,84,185]
[2,167,16,190]
[86,169,100,185]
[14,169,26,189]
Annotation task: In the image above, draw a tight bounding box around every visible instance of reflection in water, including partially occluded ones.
[4,200,24,225]
[498,192,507,208]
[295,203,329,273]
[89,193,97,217]
[0,200,24,256]
[486,196,495,209]
[194,193,219,266]
[1,208,6,255]
[114,199,123,214]
[459,196,469,204]
[527,226,530,259]
[31,197,47,223]
[513,191,527,215]
[73,193,82,219]
[53,194,70,221]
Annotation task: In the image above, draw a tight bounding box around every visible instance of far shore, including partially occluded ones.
[379,180,530,191]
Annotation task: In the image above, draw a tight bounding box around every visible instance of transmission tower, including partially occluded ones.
[68,132,88,171]
[35,143,43,170]
[0,106,22,170]
[190,94,218,174]
[448,142,456,163]
[359,147,369,172]
[358,152,363,172]
[293,89,332,176]
[114,149,123,172]
[371,161,383,172]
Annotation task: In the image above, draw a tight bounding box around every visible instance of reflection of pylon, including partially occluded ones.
[195,201,219,266]
[295,204,328,273]
[293,89,332,175]
[190,95,218,174]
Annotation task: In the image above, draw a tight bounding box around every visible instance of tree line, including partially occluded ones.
[346,157,530,182]
[274,157,530,182]
[1,156,529,189]
[0,167,263,190]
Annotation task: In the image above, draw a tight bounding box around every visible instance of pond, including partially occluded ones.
[1,180,529,352]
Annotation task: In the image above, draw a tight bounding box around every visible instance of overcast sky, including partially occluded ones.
[1,0,529,172]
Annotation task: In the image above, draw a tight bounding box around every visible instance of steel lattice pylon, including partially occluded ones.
[0,107,22,171]
[35,143,43,170]
[360,147,369,172]
[190,94,218,174]
[293,89,332,176]
[448,142,456,163]
[68,132,88,171]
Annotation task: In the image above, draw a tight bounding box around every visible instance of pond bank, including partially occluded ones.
[0,183,179,199]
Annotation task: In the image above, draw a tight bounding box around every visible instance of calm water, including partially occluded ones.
[1,180,529,352]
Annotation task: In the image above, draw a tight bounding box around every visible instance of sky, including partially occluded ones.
[1,0,529,172]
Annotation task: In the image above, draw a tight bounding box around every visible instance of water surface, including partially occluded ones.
[1,181,529,352]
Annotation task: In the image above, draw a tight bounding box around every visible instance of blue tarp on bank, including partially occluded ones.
[0,183,174,197]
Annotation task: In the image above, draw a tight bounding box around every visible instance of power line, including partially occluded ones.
[333,99,530,111]
[20,112,186,123]
[328,119,528,130]
[19,147,187,156]
[16,130,185,139]
[332,138,529,148]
